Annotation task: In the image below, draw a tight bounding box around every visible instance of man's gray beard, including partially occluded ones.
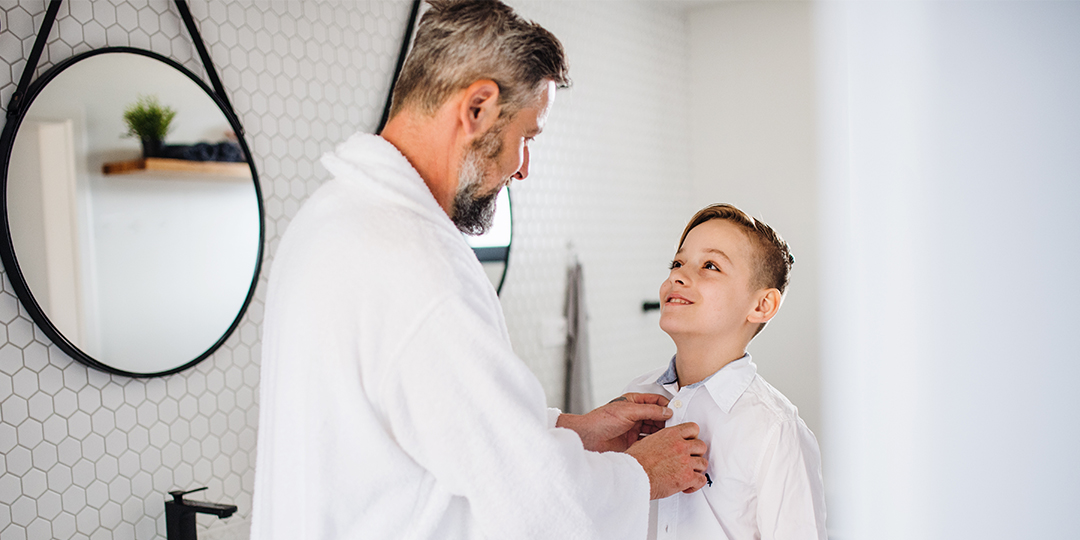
[451,131,503,235]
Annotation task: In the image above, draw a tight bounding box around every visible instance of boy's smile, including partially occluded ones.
[659,219,761,344]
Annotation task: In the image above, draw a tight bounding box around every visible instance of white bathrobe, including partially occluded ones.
[250,133,650,540]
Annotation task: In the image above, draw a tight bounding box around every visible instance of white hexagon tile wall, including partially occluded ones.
[0,1,693,539]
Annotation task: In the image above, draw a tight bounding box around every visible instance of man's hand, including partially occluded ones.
[626,422,709,499]
[556,393,673,452]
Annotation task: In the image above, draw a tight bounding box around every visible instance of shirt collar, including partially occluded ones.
[656,355,679,385]
[652,353,758,413]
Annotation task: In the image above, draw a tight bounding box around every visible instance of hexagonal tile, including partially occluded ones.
[190,416,209,441]
[0,344,24,374]
[159,11,181,38]
[115,3,138,31]
[89,408,114,434]
[10,495,35,527]
[135,515,156,540]
[137,8,160,34]
[127,426,149,453]
[35,489,61,521]
[75,504,99,533]
[138,401,159,426]
[5,446,31,476]
[65,411,90,441]
[41,416,66,444]
[1,395,28,425]
[57,17,84,47]
[85,479,109,509]
[62,366,87,391]
[19,468,46,498]
[15,419,42,449]
[0,424,16,454]
[25,517,50,540]
[105,23,129,46]
[100,382,125,412]
[0,293,20,324]
[161,442,181,469]
[20,342,47,372]
[152,466,172,491]
[80,434,105,462]
[128,444,152,475]
[31,441,57,471]
[100,500,122,529]
[46,462,72,493]
[27,393,53,422]
[45,37,73,65]
[130,471,153,499]
[198,393,216,416]
[36,365,63,395]
[56,438,81,467]
[11,369,37,398]
[143,378,166,403]
[51,511,76,539]
[0,474,20,506]
[76,386,101,413]
[62,483,86,511]
[104,430,126,458]
[91,1,116,27]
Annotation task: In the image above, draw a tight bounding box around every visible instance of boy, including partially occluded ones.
[625,203,827,539]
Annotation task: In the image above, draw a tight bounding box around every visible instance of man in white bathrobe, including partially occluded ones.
[252,1,708,539]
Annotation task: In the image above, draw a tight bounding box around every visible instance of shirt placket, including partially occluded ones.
[656,384,696,539]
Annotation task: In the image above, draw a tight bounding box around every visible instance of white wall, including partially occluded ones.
[687,1,822,435]
[816,1,1080,538]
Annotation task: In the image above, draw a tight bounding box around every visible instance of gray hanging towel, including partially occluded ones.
[563,261,593,414]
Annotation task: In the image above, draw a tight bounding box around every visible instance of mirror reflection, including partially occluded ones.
[5,51,261,375]
[464,187,512,292]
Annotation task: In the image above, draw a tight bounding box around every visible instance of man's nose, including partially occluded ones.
[513,145,530,180]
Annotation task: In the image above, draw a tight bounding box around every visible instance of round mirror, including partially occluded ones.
[0,48,264,377]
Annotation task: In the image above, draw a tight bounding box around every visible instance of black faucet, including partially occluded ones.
[165,487,238,540]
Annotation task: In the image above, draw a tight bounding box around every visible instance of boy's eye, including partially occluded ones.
[668,260,682,270]
[704,261,720,271]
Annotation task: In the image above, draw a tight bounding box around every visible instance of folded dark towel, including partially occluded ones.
[160,142,245,162]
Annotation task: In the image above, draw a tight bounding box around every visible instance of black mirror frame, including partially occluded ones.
[0,3,265,378]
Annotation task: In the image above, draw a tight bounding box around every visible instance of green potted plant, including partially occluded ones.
[123,94,176,159]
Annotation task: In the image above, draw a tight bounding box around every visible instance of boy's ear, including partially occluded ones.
[459,79,501,138]
[747,288,782,325]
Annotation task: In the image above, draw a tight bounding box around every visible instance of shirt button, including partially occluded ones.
[672,399,683,409]
[665,525,670,533]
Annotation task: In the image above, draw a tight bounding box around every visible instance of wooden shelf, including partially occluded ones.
[102,158,249,178]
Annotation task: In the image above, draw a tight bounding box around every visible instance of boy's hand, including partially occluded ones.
[556,393,673,452]
[626,422,709,499]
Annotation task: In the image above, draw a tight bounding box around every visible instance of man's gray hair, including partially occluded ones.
[387,0,571,121]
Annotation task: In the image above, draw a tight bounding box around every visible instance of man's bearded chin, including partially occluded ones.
[451,132,504,235]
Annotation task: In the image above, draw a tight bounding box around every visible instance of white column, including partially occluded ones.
[816,2,1080,538]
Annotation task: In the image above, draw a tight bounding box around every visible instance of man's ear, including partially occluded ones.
[459,80,501,137]
[747,288,782,325]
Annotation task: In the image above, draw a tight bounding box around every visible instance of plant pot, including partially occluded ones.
[140,138,164,159]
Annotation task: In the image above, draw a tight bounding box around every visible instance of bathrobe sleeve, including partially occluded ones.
[379,292,651,540]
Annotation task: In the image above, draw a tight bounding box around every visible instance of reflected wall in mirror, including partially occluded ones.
[1,48,263,376]
[464,187,512,293]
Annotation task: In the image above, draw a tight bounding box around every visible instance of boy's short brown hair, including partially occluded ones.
[678,203,795,295]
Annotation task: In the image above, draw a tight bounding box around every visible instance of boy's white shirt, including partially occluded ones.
[624,354,827,540]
